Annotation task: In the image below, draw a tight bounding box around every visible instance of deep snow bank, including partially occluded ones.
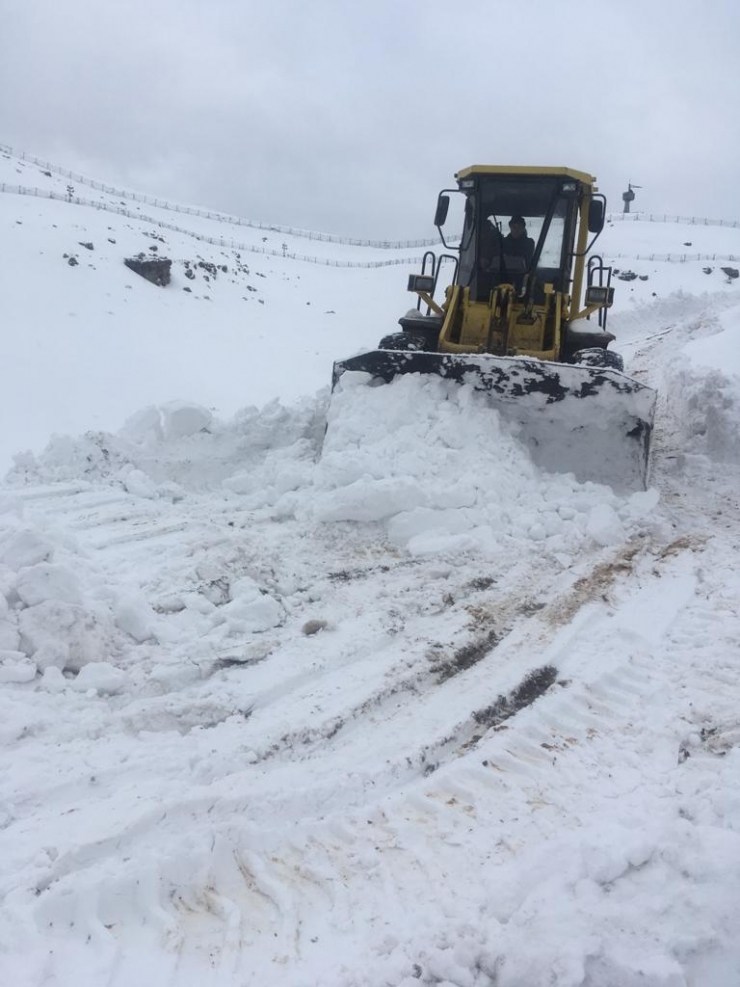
[668,302,740,464]
[0,377,667,690]
[11,300,740,701]
[11,375,663,558]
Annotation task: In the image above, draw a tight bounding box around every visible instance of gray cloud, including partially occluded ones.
[3,0,740,237]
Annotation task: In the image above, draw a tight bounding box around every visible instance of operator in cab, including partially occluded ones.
[503,215,535,267]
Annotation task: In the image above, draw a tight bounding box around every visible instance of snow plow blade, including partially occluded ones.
[332,350,656,492]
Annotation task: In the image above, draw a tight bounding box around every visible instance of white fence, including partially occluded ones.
[0,142,445,249]
[608,212,740,229]
[609,252,739,263]
[3,173,738,270]
[0,184,423,269]
[4,144,739,238]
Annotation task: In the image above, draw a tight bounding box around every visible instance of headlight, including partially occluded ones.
[585,285,614,306]
[407,274,436,293]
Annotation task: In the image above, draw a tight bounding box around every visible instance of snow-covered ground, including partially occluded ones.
[1,148,740,987]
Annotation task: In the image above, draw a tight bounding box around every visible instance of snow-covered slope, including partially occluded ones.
[1,148,740,987]
[0,146,423,471]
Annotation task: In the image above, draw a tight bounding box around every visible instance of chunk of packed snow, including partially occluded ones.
[228,575,263,602]
[585,503,626,546]
[0,649,27,663]
[218,577,284,632]
[0,565,17,601]
[622,487,661,520]
[160,401,213,439]
[123,468,157,499]
[33,640,70,672]
[314,475,430,522]
[0,586,18,650]
[0,493,22,517]
[0,657,37,683]
[15,562,83,607]
[120,404,165,442]
[71,661,128,695]
[0,526,52,569]
[18,600,117,671]
[40,666,67,693]
[0,620,19,652]
[115,594,157,643]
[223,440,315,503]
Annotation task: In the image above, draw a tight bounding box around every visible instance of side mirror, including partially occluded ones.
[588,199,605,233]
[434,195,450,227]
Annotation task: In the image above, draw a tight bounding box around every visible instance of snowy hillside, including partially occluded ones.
[0,145,422,471]
[1,148,740,987]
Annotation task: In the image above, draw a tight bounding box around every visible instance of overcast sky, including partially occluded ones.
[3,0,739,238]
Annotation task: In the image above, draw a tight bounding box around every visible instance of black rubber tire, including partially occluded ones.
[377,331,430,351]
[572,347,625,372]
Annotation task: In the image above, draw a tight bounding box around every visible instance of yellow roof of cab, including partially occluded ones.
[455,165,596,185]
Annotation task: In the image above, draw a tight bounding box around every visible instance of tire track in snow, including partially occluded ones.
[41,555,688,983]
[18,542,686,931]
[6,432,733,986]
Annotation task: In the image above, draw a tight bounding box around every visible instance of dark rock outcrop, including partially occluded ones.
[124,255,172,286]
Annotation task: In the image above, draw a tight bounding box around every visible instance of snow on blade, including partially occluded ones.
[333,352,656,492]
[313,373,657,555]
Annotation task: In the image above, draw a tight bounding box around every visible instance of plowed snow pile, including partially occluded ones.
[0,378,661,694]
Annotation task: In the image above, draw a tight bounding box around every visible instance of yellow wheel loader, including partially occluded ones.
[332,166,656,491]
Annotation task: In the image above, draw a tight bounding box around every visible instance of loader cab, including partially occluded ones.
[449,167,599,304]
